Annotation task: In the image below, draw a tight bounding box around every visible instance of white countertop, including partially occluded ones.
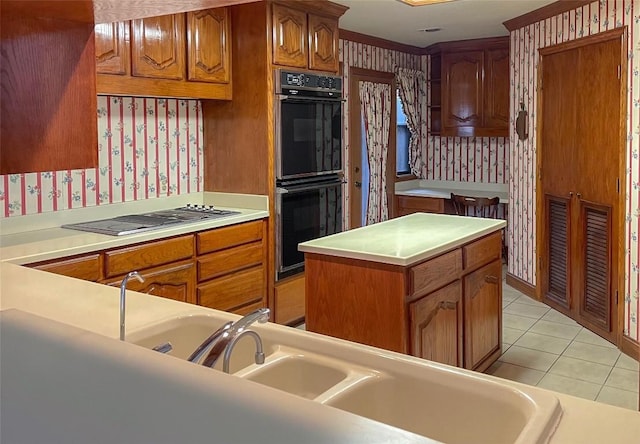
[1,261,639,443]
[395,179,509,203]
[298,213,506,266]
[0,192,269,265]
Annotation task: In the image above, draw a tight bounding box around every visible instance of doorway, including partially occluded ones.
[537,28,627,345]
[348,68,396,229]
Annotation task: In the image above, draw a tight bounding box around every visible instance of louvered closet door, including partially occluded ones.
[544,196,571,310]
[539,33,622,343]
[577,203,612,332]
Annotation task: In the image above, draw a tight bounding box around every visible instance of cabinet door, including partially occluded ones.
[410,281,463,367]
[483,48,509,131]
[131,14,185,80]
[463,259,502,371]
[272,3,308,68]
[442,50,483,136]
[103,261,196,304]
[187,8,231,83]
[308,13,338,72]
[95,21,130,75]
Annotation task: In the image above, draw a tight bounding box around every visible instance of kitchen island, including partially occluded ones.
[300,213,506,371]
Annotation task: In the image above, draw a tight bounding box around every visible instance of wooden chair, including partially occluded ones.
[450,193,500,218]
[450,193,507,264]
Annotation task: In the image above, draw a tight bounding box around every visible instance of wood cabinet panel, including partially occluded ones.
[274,273,305,325]
[442,50,483,132]
[197,241,262,281]
[187,8,231,83]
[131,14,185,80]
[483,48,510,130]
[464,259,502,371]
[103,261,196,304]
[395,196,444,217]
[31,253,102,282]
[308,13,339,72]
[95,21,130,75]
[1,14,97,174]
[410,249,461,299]
[104,235,194,278]
[272,3,308,68]
[463,231,502,271]
[410,280,463,367]
[196,220,263,254]
[197,266,264,312]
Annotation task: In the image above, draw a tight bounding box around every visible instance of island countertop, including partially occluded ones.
[298,213,506,266]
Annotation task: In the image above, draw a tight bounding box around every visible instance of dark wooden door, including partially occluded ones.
[442,50,483,135]
[539,32,623,343]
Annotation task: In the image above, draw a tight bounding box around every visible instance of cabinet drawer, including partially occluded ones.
[463,231,502,271]
[31,253,102,281]
[104,235,194,278]
[410,249,462,299]
[197,266,264,312]
[274,274,305,325]
[397,196,444,214]
[197,220,263,255]
[197,241,263,282]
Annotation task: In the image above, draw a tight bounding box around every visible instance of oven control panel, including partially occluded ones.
[277,70,342,97]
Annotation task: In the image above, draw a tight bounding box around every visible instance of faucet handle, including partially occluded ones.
[230,308,270,334]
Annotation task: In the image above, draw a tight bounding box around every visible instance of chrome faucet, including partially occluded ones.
[119,271,144,341]
[187,308,270,372]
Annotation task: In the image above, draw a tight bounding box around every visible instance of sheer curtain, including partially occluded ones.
[359,80,391,225]
[395,67,426,177]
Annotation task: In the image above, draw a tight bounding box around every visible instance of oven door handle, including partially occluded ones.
[277,94,345,103]
[277,181,343,194]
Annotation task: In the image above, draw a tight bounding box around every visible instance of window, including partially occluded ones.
[396,91,411,175]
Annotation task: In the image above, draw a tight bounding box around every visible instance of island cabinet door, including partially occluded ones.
[463,259,502,371]
[409,281,463,367]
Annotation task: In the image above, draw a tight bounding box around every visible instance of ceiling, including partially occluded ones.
[333,0,556,47]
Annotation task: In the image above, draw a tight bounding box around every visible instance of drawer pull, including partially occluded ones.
[485,275,499,284]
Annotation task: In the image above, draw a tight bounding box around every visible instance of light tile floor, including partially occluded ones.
[486,279,640,411]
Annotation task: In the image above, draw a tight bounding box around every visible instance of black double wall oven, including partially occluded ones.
[275,69,344,280]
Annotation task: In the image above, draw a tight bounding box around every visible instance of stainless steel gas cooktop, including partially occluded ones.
[61,205,241,236]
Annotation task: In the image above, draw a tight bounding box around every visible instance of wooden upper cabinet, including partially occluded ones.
[431,36,509,137]
[442,50,483,133]
[483,48,510,130]
[131,14,185,80]
[272,3,308,69]
[95,21,130,75]
[271,2,344,72]
[1,10,97,174]
[187,8,231,83]
[308,13,339,72]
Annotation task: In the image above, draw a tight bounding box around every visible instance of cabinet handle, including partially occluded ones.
[569,192,573,197]
[576,192,582,199]
[485,275,498,284]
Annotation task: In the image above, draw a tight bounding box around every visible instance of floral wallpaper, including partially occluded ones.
[0,96,204,217]
[509,0,638,341]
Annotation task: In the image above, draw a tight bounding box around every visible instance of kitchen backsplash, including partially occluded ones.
[0,96,204,218]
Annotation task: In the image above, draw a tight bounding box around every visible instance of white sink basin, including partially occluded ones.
[128,315,278,373]
[324,374,558,444]
[129,315,562,444]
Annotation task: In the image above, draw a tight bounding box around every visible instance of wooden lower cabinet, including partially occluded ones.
[30,253,102,281]
[103,261,196,304]
[464,259,502,371]
[410,280,463,367]
[305,231,502,371]
[274,274,305,325]
[28,219,268,313]
[395,196,445,217]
